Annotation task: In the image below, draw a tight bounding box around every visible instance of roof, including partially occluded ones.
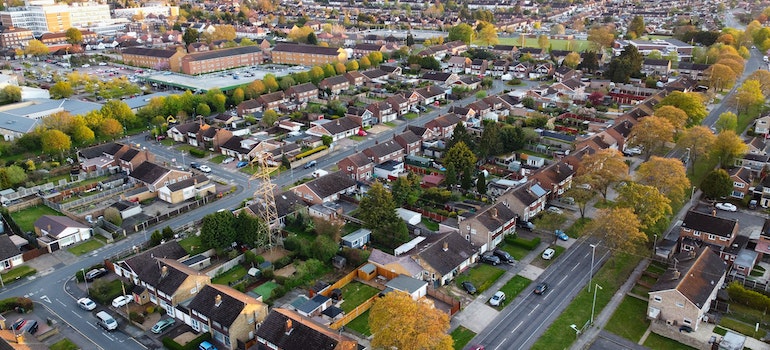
[267,191,307,218]
[123,240,187,274]
[394,130,421,145]
[320,117,359,135]
[368,249,423,276]
[122,92,174,110]
[253,308,357,350]
[272,43,341,56]
[0,235,21,261]
[79,142,125,159]
[121,47,180,58]
[286,82,318,95]
[119,148,140,162]
[301,171,356,199]
[188,284,263,327]
[681,210,738,237]
[650,247,727,308]
[321,75,349,86]
[129,161,172,185]
[386,275,427,294]
[421,71,454,82]
[364,140,403,159]
[165,174,208,192]
[342,228,371,243]
[340,152,373,167]
[136,258,203,295]
[415,232,476,275]
[183,45,261,62]
[34,215,88,237]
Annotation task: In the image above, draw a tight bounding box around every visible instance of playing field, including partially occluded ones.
[474,37,592,52]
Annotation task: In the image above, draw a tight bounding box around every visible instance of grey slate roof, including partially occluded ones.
[650,247,727,308]
[681,210,738,238]
[254,308,356,350]
[416,232,476,275]
[34,215,88,238]
[130,161,171,185]
[188,284,260,327]
[0,235,21,261]
[302,171,356,199]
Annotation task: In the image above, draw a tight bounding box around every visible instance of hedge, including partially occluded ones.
[189,148,206,158]
[294,145,328,160]
[505,235,541,250]
[162,331,211,350]
[0,297,33,313]
[75,263,105,283]
[727,281,770,310]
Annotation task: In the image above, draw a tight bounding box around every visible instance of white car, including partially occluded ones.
[77,297,96,311]
[489,291,506,306]
[222,157,234,164]
[81,64,90,68]
[198,165,212,173]
[98,62,108,66]
[542,248,556,260]
[111,295,133,308]
[715,203,737,212]
[547,206,563,214]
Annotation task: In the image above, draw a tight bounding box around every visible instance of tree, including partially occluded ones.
[262,110,278,127]
[183,28,199,46]
[334,62,347,75]
[476,172,487,194]
[478,121,502,158]
[587,208,647,255]
[578,51,599,73]
[71,124,95,145]
[368,52,383,66]
[321,135,333,147]
[65,27,83,46]
[279,76,295,90]
[49,81,73,99]
[628,116,674,160]
[748,70,770,96]
[200,211,236,251]
[359,56,372,69]
[309,66,325,84]
[358,182,409,249]
[448,23,474,44]
[0,85,21,103]
[101,100,135,127]
[322,63,337,78]
[563,182,595,218]
[628,16,645,38]
[24,39,48,56]
[99,118,123,138]
[103,207,123,226]
[345,60,359,71]
[0,165,27,189]
[196,102,211,117]
[406,33,415,46]
[563,52,581,68]
[616,182,671,231]
[263,74,279,92]
[701,169,733,199]
[705,63,738,91]
[443,141,477,189]
[711,130,748,168]
[657,91,707,127]
[734,79,765,113]
[231,88,245,106]
[653,105,688,131]
[678,126,716,175]
[537,34,549,50]
[477,22,498,46]
[587,25,615,50]
[369,291,453,350]
[636,156,691,206]
[606,44,643,83]
[551,24,566,35]
[447,122,474,151]
[41,129,71,156]
[233,213,263,247]
[578,148,629,200]
[307,32,318,45]
[391,173,421,206]
[715,111,738,133]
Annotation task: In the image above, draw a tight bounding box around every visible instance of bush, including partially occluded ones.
[727,281,770,309]
[129,311,145,324]
[145,306,156,314]
[294,145,328,160]
[162,332,211,350]
[505,235,541,250]
[189,148,206,158]
[274,256,293,269]
[0,297,33,313]
[262,268,275,280]
[103,207,123,226]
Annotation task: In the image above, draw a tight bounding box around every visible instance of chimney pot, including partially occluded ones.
[214,294,222,307]
[442,241,448,251]
[161,265,168,277]
[285,319,293,334]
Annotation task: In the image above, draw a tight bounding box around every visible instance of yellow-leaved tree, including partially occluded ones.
[369,291,453,350]
[588,208,647,255]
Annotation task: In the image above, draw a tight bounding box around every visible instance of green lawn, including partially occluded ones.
[497,276,532,307]
[160,139,175,146]
[475,37,591,52]
[719,317,761,337]
[10,205,61,233]
[539,245,566,267]
[643,332,697,350]
[404,112,418,120]
[346,309,372,336]
[497,243,531,260]
[49,338,78,350]
[565,218,592,238]
[88,279,127,305]
[212,265,248,286]
[178,235,206,255]
[210,154,226,163]
[455,264,505,294]
[350,135,366,141]
[422,218,439,231]
[339,281,379,313]
[252,281,279,300]
[67,239,105,256]
[605,296,650,342]
[451,326,477,350]
[2,266,36,284]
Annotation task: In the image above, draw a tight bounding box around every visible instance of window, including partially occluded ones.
[683,318,692,325]
[653,296,662,302]
[693,232,700,236]
[676,301,684,308]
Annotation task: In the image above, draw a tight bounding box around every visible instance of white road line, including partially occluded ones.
[102,332,114,341]
[70,310,82,319]
[528,304,540,316]
[89,323,98,330]
[56,298,66,306]
[494,338,508,350]
[559,274,569,285]
[570,262,580,271]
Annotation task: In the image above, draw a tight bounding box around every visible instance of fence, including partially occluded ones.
[427,287,461,316]
[405,206,449,223]
[21,248,46,262]
[206,253,245,278]
[5,198,43,214]
[321,269,358,298]
[329,297,376,330]
[726,274,769,293]
[132,194,218,232]
[57,184,134,212]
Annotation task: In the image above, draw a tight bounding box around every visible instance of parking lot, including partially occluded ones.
[145,63,306,92]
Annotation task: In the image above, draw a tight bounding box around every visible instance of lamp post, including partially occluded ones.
[653,233,658,257]
[591,283,603,325]
[82,268,88,295]
[690,185,696,206]
[588,244,596,292]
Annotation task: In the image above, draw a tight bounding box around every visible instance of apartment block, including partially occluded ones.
[0,26,32,48]
[271,43,346,65]
[181,46,263,75]
[121,47,186,72]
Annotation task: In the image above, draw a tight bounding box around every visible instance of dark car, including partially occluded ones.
[534,282,549,295]
[24,320,38,334]
[190,162,200,170]
[11,319,26,331]
[679,325,693,333]
[461,281,477,294]
[493,249,515,264]
[517,220,535,231]
[480,253,501,266]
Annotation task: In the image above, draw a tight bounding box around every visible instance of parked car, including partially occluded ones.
[489,291,505,306]
[560,197,575,205]
[190,162,200,170]
[555,230,569,241]
[461,281,477,294]
[623,147,642,156]
[199,341,218,350]
[715,203,737,212]
[480,253,501,266]
[542,248,555,260]
[96,311,118,331]
[534,282,549,295]
[24,320,38,334]
[304,160,317,169]
[750,200,758,210]
[517,220,535,231]
[222,157,234,164]
[236,161,249,168]
[11,319,26,331]
[493,249,515,264]
[77,297,96,311]
[679,325,693,333]
[547,206,563,214]
[112,295,133,308]
[198,165,212,173]
[85,268,107,281]
[151,318,175,334]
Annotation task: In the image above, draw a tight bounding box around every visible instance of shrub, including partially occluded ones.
[505,235,541,250]
[274,256,293,269]
[0,297,33,313]
[145,306,156,314]
[103,207,123,226]
[189,148,206,158]
[129,311,145,324]
[262,268,275,280]
[294,145,328,160]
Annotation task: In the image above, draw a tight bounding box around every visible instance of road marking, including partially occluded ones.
[56,298,66,306]
[40,295,51,303]
[90,323,98,330]
[512,321,523,333]
[570,262,580,271]
[528,304,540,316]
[559,275,569,285]
[102,332,114,341]
[70,310,82,319]
[494,338,507,350]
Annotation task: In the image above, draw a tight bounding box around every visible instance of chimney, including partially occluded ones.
[336,120,340,126]
[672,270,681,279]
[712,209,716,216]
[214,294,222,307]
[442,241,448,252]
[285,319,293,334]
[491,208,498,218]
[161,265,168,278]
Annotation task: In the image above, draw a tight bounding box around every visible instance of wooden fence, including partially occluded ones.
[405,206,449,223]
[321,269,357,298]
[330,297,376,330]
[427,287,461,316]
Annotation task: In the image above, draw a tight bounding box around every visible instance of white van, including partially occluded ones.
[96,311,117,331]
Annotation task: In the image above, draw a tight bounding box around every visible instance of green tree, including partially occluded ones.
[183,28,200,46]
[0,165,27,188]
[103,207,123,226]
[406,33,415,46]
[0,85,21,103]
[65,27,83,45]
[657,91,707,127]
[358,182,409,249]
[262,109,278,127]
[279,76,296,90]
[196,102,211,117]
[101,100,135,127]
[231,88,245,106]
[321,135,333,146]
[41,129,71,155]
[616,182,671,231]
[476,172,487,194]
[307,32,318,45]
[322,64,336,77]
[263,74,279,92]
[392,174,421,206]
[346,60,359,71]
[701,169,733,199]
[733,79,765,113]
[715,111,738,133]
[50,81,74,99]
[537,34,549,50]
[200,211,236,251]
[711,130,748,168]
[447,23,474,44]
[309,66,325,84]
[478,121,502,158]
[234,213,263,247]
[360,56,372,69]
[71,124,95,145]
[628,16,645,38]
[443,141,477,189]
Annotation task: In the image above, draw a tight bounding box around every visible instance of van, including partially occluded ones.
[96,311,117,331]
[24,320,38,334]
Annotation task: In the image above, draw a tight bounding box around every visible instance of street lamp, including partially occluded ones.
[570,324,581,337]
[591,283,603,325]
[653,233,658,258]
[82,268,88,295]
[690,186,696,206]
[588,244,596,292]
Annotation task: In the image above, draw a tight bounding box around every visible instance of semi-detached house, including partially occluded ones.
[188,284,269,350]
[305,117,359,142]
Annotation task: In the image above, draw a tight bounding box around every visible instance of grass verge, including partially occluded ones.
[67,239,105,256]
[455,264,505,294]
[451,326,477,350]
[2,266,36,285]
[497,276,533,307]
[50,338,78,350]
[643,332,697,350]
[605,296,649,342]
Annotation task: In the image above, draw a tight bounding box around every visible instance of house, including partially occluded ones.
[509,62,532,79]
[270,44,346,65]
[119,147,154,174]
[470,59,488,76]
[756,176,770,208]
[531,161,575,200]
[386,94,410,116]
[529,62,554,80]
[361,68,388,83]
[319,75,350,95]
[363,139,405,164]
[291,171,357,205]
[158,175,216,204]
[454,199,517,252]
[346,106,375,128]
[679,209,738,262]
[352,43,385,58]
[383,275,428,300]
[734,153,767,175]
[187,284,269,350]
[424,114,461,139]
[0,234,22,271]
[305,117,360,142]
[256,92,287,111]
[394,130,422,155]
[237,99,263,116]
[343,71,365,87]
[285,83,318,103]
[490,45,518,57]
[519,47,546,60]
[412,86,446,105]
[420,72,460,86]
[220,136,258,160]
[244,191,308,228]
[489,60,509,77]
[33,215,92,252]
[252,308,359,350]
[642,59,671,76]
[374,160,405,180]
[447,56,471,73]
[78,142,130,172]
[379,64,402,77]
[341,228,371,249]
[755,115,770,138]
[413,232,477,287]
[728,167,752,199]
[677,62,711,80]
[133,258,210,316]
[337,153,374,181]
[129,161,192,192]
[647,247,726,332]
[109,200,142,219]
[367,101,397,124]
[200,126,233,152]
[167,121,204,143]
[507,181,549,221]
[554,66,578,82]
[755,219,770,260]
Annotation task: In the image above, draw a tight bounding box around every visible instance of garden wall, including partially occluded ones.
[206,254,244,278]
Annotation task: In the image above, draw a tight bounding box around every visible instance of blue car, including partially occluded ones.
[555,230,569,241]
[236,161,249,168]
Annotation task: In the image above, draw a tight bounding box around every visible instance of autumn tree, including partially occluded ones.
[706,63,738,91]
[711,130,748,168]
[41,129,71,156]
[263,74,279,92]
[537,34,549,50]
[551,24,566,35]
[262,110,278,127]
[24,39,48,56]
[616,182,671,232]
[345,59,359,71]
[369,291,453,350]
[657,91,707,126]
[628,116,674,160]
[748,70,770,96]
[636,156,691,206]
[733,79,765,113]
[103,207,122,226]
[577,148,628,200]
[99,118,123,138]
[448,23,475,43]
[71,124,95,145]
[476,22,499,46]
[563,52,581,68]
[701,169,733,199]
[715,111,738,133]
[588,25,615,51]
[563,181,595,218]
[677,126,716,175]
[653,105,688,131]
[628,16,645,38]
[587,208,647,255]
[0,85,21,104]
[50,81,74,99]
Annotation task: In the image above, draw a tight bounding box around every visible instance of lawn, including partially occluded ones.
[497,242,532,260]
[252,281,279,300]
[178,235,207,255]
[212,265,247,286]
[422,218,439,231]
[475,37,591,52]
[210,154,226,163]
[451,326,477,350]
[455,264,505,293]
[160,139,175,146]
[339,281,380,313]
[689,156,719,187]
[719,317,762,338]
[67,239,105,256]
[10,205,61,233]
[531,253,642,350]
[2,266,36,284]
[497,276,533,307]
[537,245,565,268]
[346,309,372,336]
[605,296,650,342]
[49,338,78,350]
[643,332,697,350]
[404,112,418,120]
[88,279,127,305]
[565,217,592,238]
[350,135,366,141]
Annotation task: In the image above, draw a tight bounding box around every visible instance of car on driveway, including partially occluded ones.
[222,157,234,164]
[190,162,200,170]
[151,318,175,334]
[480,252,501,265]
[112,295,133,308]
[489,291,506,306]
[198,165,212,173]
[547,206,563,214]
[77,297,96,311]
[542,248,555,260]
[493,249,515,264]
[534,282,549,295]
[716,203,737,212]
[236,161,249,168]
[555,230,569,241]
[85,268,107,281]
[461,281,477,294]
[11,319,26,331]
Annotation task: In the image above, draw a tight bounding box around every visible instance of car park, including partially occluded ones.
[77,297,96,311]
[151,318,175,334]
[534,282,549,295]
[542,248,555,260]
[461,281,477,294]
[716,203,737,212]
[489,291,505,306]
[198,165,212,173]
[480,252,501,265]
[547,206,563,214]
[112,295,133,308]
[493,249,515,264]
[555,230,569,241]
[85,268,108,281]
